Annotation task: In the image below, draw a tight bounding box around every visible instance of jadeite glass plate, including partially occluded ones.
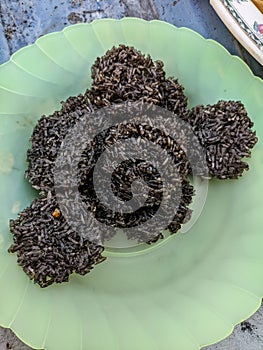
[0,18,263,350]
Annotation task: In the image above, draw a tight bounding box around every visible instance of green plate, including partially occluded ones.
[0,18,263,350]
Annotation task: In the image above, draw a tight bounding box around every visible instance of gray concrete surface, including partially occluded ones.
[0,0,263,349]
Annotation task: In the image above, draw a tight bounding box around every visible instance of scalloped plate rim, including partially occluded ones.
[0,18,263,350]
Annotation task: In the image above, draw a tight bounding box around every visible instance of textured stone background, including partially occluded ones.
[0,0,263,349]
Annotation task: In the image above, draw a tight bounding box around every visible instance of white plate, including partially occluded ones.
[210,0,263,65]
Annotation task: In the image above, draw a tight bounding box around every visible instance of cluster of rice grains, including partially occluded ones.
[187,101,258,179]
[8,45,258,288]
[26,94,94,191]
[88,45,188,117]
[77,117,194,243]
[9,196,105,288]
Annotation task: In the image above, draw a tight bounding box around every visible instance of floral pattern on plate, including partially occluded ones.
[211,0,263,64]
[254,21,263,34]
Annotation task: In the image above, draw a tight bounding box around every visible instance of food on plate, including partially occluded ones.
[9,195,105,288]
[187,100,258,179]
[8,45,258,287]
